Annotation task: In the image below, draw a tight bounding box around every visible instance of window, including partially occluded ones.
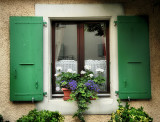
[51,21,110,95]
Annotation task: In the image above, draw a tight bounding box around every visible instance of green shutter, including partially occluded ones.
[10,16,43,101]
[117,16,151,99]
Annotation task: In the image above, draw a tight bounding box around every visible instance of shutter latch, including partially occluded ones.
[35,81,38,89]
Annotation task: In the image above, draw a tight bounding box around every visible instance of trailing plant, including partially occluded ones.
[109,99,153,122]
[56,65,105,122]
[17,109,64,122]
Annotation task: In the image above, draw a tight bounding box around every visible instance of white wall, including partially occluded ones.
[35,4,124,114]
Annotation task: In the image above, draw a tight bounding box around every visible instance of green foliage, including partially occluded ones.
[0,114,3,122]
[0,114,9,122]
[56,71,80,89]
[17,109,64,122]
[109,99,153,122]
[68,69,105,122]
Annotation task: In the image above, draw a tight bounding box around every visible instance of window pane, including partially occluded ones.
[84,23,107,92]
[55,23,77,92]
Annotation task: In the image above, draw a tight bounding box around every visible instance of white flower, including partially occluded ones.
[96,68,104,73]
[56,67,62,71]
[88,74,94,78]
[84,65,91,70]
[80,70,86,74]
[67,69,73,73]
[72,71,77,73]
[56,87,60,91]
[54,73,60,77]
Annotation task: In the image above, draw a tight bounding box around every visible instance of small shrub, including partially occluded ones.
[109,99,153,122]
[17,109,64,122]
[0,114,3,122]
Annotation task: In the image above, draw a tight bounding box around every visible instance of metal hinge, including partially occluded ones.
[43,22,47,26]
[43,92,47,96]
[114,21,118,26]
[115,91,119,95]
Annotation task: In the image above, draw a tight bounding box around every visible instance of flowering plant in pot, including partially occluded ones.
[55,65,105,122]
[55,67,80,100]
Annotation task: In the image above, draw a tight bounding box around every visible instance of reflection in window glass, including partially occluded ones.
[55,23,77,92]
[84,23,107,91]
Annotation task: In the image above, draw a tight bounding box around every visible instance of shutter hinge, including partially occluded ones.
[115,91,119,95]
[43,92,47,96]
[114,21,118,26]
[43,22,47,26]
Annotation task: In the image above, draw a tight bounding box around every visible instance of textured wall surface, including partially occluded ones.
[0,0,160,122]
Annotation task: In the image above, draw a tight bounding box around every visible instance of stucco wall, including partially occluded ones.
[124,1,160,120]
[0,0,160,122]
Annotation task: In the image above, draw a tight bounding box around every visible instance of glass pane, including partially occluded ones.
[84,22,107,92]
[55,23,77,92]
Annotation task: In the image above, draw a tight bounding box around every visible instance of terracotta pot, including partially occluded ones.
[61,88,71,101]
[90,97,96,100]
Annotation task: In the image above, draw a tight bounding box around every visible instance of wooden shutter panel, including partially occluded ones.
[10,17,43,101]
[117,16,151,99]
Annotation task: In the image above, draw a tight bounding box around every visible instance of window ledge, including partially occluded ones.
[52,93,110,98]
[98,94,110,97]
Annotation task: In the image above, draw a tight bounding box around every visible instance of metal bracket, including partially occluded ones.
[128,96,131,101]
[32,97,34,103]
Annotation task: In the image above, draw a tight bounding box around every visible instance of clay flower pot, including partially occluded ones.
[90,97,96,100]
[61,88,71,101]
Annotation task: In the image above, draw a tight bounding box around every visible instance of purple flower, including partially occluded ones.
[85,80,100,92]
[68,80,77,91]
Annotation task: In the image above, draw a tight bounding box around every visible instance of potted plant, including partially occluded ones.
[55,65,105,122]
[55,67,80,100]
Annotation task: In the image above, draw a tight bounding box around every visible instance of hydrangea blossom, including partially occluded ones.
[56,67,62,71]
[88,74,94,78]
[85,80,100,92]
[68,80,77,91]
[80,70,86,74]
[84,65,91,70]
[96,68,104,73]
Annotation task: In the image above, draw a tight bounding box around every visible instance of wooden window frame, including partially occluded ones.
[51,20,110,96]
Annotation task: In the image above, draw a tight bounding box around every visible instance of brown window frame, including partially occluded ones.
[51,21,110,96]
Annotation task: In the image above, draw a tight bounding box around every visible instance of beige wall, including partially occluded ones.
[0,0,159,121]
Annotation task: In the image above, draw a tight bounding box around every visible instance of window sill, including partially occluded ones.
[52,93,110,98]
